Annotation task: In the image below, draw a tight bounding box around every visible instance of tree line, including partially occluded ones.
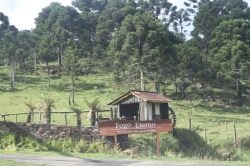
[1,0,250,106]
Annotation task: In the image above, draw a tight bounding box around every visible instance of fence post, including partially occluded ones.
[234,122,237,148]
[204,129,207,141]
[2,115,6,122]
[225,121,228,141]
[39,112,42,123]
[64,113,67,126]
[188,118,191,130]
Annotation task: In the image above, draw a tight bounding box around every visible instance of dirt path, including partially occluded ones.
[0,154,244,166]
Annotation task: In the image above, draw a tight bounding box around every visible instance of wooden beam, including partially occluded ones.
[114,135,118,145]
[156,132,160,156]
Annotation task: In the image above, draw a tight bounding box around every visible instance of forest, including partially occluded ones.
[1,0,250,107]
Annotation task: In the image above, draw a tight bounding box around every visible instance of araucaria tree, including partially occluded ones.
[62,47,80,104]
[108,11,175,90]
[211,19,250,106]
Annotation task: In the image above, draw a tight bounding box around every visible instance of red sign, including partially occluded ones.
[98,119,173,136]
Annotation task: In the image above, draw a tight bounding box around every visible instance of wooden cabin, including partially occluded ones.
[108,90,173,121]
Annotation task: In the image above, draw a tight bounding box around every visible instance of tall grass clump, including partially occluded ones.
[128,129,221,159]
[0,131,47,152]
[0,131,121,154]
[48,138,86,153]
[47,138,121,154]
[173,128,221,160]
[0,132,17,151]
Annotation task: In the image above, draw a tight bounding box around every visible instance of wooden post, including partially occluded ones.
[225,121,228,141]
[96,111,98,122]
[98,115,102,121]
[156,132,160,156]
[2,115,6,122]
[188,118,191,130]
[114,135,118,145]
[64,113,67,126]
[234,122,237,148]
[204,129,207,141]
[15,114,17,122]
[39,112,42,123]
[110,107,113,120]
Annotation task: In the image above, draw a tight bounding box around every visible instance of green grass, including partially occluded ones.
[1,65,250,162]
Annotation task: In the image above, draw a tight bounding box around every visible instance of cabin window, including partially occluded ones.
[119,103,139,120]
[152,103,156,119]
[147,103,161,120]
[155,103,160,115]
[147,103,152,120]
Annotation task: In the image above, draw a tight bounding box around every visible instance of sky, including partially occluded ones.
[0,0,186,31]
[1,0,250,32]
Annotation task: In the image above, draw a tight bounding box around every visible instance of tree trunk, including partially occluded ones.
[10,62,15,90]
[236,71,242,106]
[181,75,185,99]
[47,62,50,88]
[138,38,145,91]
[24,69,27,86]
[140,66,145,91]
[77,113,81,127]
[72,77,75,104]
[34,52,37,67]
[155,75,160,93]
[58,43,62,66]
[91,110,96,126]
[46,108,51,124]
[174,74,178,93]
[26,112,31,123]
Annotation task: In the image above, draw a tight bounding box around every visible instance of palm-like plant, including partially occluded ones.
[24,100,37,123]
[40,94,56,124]
[69,105,82,127]
[85,97,100,126]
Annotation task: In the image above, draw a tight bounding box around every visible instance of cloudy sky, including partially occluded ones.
[1,0,250,32]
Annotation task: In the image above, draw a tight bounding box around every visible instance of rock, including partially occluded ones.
[81,134,91,141]
[93,129,99,134]
[42,133,48,138]
[59,132,65,136]
[131,146,147,156]
[222,152,232,158]
[37,127,44,133]
[80,127,85,133]
[71,132,81,141]
[50,125,58,130]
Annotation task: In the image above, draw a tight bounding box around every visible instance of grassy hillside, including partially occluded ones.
[1,64,250,161]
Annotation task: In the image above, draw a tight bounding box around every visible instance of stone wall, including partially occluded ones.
[0,121,129,150]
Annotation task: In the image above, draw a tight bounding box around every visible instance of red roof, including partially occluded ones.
[108,90,173,105]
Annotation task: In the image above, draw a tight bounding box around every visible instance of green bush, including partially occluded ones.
[0,132,48,152]
[238,137,250,150]
[0,131,121,154]
[173,128,220,159]
[128,129,221,159]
